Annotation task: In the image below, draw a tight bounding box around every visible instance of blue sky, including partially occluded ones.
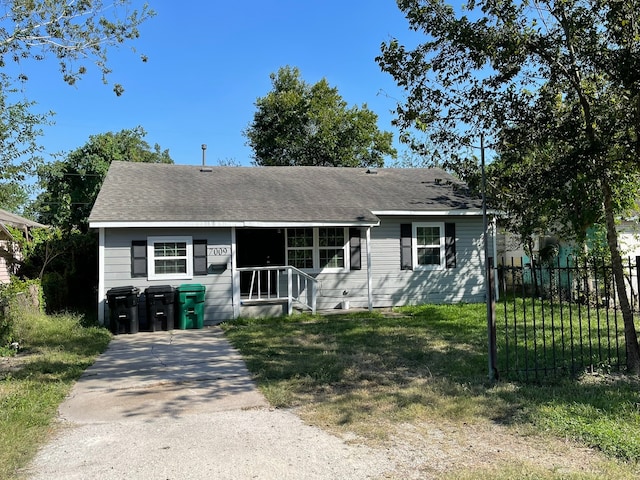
[25,1,422,167]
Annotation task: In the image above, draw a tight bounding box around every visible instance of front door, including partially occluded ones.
[236,228,285,294]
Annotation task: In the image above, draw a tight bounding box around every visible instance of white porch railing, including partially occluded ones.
[238,266,317,314]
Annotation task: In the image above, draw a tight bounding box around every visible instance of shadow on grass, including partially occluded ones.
[5,358,93,384]
[223,306,492,411]
[223,306,640,462]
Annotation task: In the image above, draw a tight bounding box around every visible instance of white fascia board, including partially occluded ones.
[89,220,380,229]
[372,209,499,216]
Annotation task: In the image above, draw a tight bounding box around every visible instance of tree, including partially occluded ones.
[377,0,640,373]
[34,126,172,232]
[244,66,396,167]
[23,127,172,313]
[0,182,29,214]
[0,0,154,209]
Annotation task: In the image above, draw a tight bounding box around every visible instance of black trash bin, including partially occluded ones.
[145,285,175,331]
[107,286,140,334]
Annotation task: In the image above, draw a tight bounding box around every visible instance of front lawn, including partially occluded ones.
[221,305,640,478]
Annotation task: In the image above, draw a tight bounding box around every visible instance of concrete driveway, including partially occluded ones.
[24,328,390,480]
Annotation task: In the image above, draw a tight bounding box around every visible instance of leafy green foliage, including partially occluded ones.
[0,0,155,209]
[377,0,640,372]
[34,126,172,232]
[0,85,50,207]
[11,226,98,313]
[244,66,396,167]
[0,182,29,214]
[0,277,43,347]
[24,128,172,312]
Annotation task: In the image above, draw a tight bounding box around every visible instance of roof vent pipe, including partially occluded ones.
[201,144,207,166]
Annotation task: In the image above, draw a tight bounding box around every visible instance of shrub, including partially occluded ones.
[0,277,43,348]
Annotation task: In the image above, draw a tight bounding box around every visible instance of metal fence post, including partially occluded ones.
[488,256,498,380]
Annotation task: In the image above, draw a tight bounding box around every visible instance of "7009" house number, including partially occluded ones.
[207,246,230,257]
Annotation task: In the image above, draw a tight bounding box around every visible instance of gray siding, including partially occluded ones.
[312,216,488,309]
[364,216,486,306]
[103,228,234,325]
[101,217,490,321]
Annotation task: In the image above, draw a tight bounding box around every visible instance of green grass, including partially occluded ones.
[0,309,111,480]
[221,305,640,477]
[3,304,636,478]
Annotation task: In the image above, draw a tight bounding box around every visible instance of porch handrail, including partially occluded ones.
[237,265,317,314]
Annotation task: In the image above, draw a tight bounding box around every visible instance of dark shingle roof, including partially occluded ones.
[88,162,482,225]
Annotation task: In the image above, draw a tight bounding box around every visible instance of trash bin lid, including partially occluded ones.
[107,285,139,296]
[176,284,206,292]
[145,285,174,294]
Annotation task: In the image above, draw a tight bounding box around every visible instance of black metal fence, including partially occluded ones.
[495,256,639,380]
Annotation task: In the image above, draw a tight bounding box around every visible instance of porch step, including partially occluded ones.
[240,298,289,306]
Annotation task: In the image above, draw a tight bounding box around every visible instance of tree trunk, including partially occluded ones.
[603,182,640,374]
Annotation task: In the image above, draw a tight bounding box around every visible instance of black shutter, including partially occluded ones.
[445,223,456,268]
[193,239,208,275]
[349,228,361,270]
[131,240,147,277]
[400,224,413,270]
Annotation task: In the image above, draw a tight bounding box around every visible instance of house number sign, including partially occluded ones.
[207,245,231,262]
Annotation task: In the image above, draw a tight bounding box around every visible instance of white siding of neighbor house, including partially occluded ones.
[102,227,234,325]
[0,239,19,284]
[0,244,10,283]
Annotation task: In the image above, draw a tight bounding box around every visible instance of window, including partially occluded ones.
[147,236,193,280]
[413,223,445,270]
[286,227,349,271]
[318,227,345,269]
[401,223,456,271]
[287,228,314,269]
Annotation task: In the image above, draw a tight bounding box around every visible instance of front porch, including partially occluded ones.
[238,265,318,314]
[233,226,373,318]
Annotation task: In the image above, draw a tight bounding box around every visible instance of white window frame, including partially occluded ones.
[147,235,193,280]
[286,227,350,273]
[412,222,445,270]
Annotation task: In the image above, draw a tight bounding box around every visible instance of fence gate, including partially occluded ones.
[495,256,636,379]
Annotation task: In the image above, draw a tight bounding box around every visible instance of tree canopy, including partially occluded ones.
[377,0,640,373]
[244,66,396,167]
[33,127,172,232]
[0,0,154,210]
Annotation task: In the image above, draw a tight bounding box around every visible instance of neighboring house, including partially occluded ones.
[0,209,47,284]
[496,217,640,301]
[88,161,495,325]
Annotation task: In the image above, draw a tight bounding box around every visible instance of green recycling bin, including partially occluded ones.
[176,284,206,329]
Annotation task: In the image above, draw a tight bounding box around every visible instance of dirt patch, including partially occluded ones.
[364,420,635,479]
